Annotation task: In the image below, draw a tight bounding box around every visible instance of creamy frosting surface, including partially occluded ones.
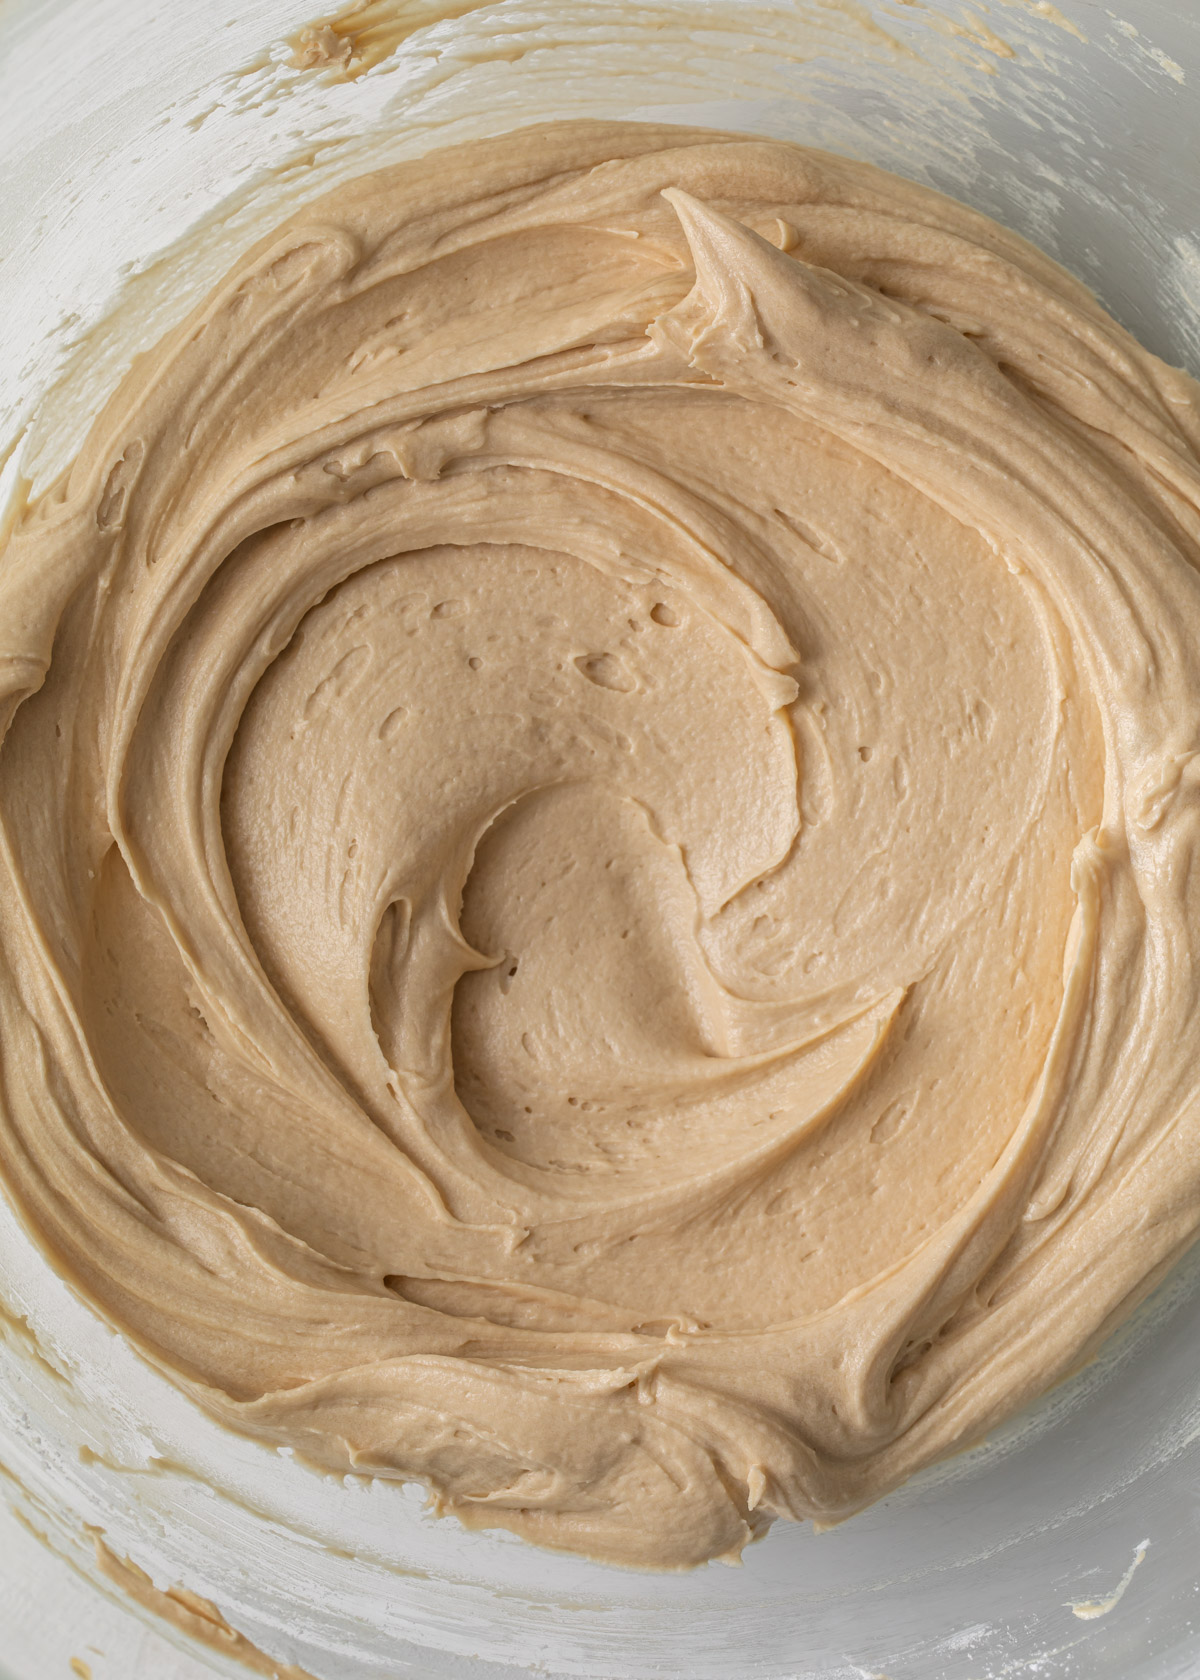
[4,121,1200,1569]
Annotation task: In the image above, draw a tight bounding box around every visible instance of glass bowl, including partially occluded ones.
[0,1,1198,1675]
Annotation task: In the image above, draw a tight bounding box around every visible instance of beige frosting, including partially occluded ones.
[3,120,1200,1571]
[93,1540,317,1679]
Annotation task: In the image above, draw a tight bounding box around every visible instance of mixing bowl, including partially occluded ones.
[1,1,1199,1675]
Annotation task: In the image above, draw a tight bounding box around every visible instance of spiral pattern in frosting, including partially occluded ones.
[3,122,1200,1568]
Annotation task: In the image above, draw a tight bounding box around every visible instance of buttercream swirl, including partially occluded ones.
[3,121,1200,1568]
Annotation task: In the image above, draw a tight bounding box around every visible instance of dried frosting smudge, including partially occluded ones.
[3,121,1200,1570]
